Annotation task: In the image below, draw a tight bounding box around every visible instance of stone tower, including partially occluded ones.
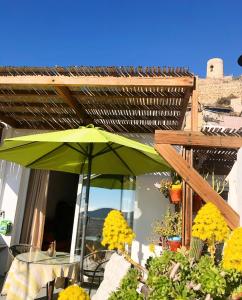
[206,58,224,78]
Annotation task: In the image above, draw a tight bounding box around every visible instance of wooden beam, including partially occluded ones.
[155,144,239,229]
[191,88,198,131]
[182,148,193,247]
[155,130,242,148]
[55,86,91,124]
[178,89,192,129]
[0,113,18,127]
[0,75,195,88]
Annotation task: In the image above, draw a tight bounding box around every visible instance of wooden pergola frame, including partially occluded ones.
[0,66,239,247]
[0,66,194,132]
[155,88,240,245]
[0,75,193,87]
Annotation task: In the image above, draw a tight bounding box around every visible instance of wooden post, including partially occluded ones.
[183,84,198,246]
[191,87,199,131]
[182,148,193,246]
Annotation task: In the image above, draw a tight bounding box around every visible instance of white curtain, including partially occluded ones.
[20,170,50,248]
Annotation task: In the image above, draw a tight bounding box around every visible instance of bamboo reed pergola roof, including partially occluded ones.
[193,127,241,174]
[0,66,195,132]
[155,126,242,175]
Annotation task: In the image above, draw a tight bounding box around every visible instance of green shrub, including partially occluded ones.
[108,268,144,300]
[191,256,226,298]
[109,251,242,300]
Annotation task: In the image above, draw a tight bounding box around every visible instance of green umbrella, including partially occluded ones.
[90,174,135,211]
[90,174,134,190]
[0,125,169,175]
[0,124,170,275]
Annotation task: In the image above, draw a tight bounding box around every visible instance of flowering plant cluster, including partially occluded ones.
[101,210,135,251]
[58,285,90,300]
[104,205,242,299]
[154,179,172,198]
[152,208,182,240]
[154,172,182,198]
[192,202,229,258]
[223,227,242,272]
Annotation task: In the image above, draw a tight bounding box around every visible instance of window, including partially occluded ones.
[74,175,135,255]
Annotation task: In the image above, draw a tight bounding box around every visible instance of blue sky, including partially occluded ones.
[0,0,242,77]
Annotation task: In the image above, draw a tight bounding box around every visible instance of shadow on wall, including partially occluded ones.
[132,174,171,265]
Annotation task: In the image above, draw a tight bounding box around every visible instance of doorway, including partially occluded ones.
[42,171,79,251]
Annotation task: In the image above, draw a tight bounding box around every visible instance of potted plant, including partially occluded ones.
[169,172,182,204]
[152,208,182,252]
[155,172,182,204]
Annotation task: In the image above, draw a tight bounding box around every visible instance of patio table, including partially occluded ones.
[1,250,80,300]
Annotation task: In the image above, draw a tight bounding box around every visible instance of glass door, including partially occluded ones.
[71,175,135,256]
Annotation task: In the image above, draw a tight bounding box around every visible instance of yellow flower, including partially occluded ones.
[192,203,229,258]
[149,243,155,253]
[58,285,90,300]
[101,210,135,251]
[223,227,242,272]
[192,202,229,243]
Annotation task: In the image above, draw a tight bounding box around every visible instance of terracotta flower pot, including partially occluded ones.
[169,186,182,204]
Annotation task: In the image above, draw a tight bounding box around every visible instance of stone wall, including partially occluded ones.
[197,76,242,105]
[185,76,242,131]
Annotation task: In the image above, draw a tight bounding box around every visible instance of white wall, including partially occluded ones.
[0,127,49,274]
[131,174,171,266]
[125,133,172,266]
[227,148,242,225]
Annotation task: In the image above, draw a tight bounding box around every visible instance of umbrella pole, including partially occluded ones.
[120,176,124,211]
[80,144,93,283]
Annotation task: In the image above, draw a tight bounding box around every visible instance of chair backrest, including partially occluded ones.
[9,244,37,257]
[83,250,115,271]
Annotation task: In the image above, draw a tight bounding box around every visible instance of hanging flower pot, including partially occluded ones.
[167,236,182,252]
[169,184,182,204]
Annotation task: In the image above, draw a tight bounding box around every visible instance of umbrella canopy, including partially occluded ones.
[90,174,134,190]
[0,125,170,278]
[0,125,170,175]
[89,174,135,212]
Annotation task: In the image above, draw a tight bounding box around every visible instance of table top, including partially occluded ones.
[16,250,80,265]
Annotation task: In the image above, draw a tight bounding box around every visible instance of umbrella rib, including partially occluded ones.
[64,143,87,156]
[92,144,124,158]
[0,141,38,152]
[77,143,89,156]
[106,143,135,176]
[26,144,65,168]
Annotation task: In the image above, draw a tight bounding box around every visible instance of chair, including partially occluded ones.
[9,244,38,257]
[83,250,115,295]
[91,252,131,300]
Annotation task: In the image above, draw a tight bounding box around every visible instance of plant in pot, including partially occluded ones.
[155,172,182,204]
[152,208,182,252]
[169,172,182,204]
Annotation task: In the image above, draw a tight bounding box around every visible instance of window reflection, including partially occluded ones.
[75,175,135,255]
